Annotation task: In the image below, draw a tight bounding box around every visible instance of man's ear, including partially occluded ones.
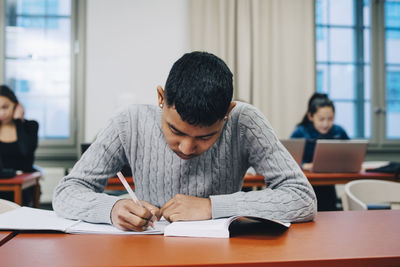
[224,101,236,120]
[157,86,165,108]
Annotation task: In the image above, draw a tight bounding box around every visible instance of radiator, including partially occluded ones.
[39,167,66,203]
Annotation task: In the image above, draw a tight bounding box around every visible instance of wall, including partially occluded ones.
[85,0,190,141]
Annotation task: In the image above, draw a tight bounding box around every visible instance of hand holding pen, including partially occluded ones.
[110,172,160,231]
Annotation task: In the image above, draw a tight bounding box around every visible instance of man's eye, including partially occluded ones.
[199,136,212,141]
[172,129,184,136]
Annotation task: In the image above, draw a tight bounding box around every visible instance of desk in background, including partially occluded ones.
[244,171,398,186]
[1,210,399,267]
[0,172,41,207]
[106,171,398,191]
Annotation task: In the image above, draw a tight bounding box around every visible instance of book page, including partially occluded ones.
[164,218,231,238]
[67,219,169,235]
[0,207,169,235]
[164,216,290,238]
[0,207,76,232]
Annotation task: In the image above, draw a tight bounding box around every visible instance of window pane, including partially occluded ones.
[316,0,328,25]
[385,0,400,28]
[316,64,329,93]
[6,18,46,58]
[45,96,70,138]
[386,68,400,139]
[364,64,371,99]
[334,101,355,137]
[329,0,354,26]
[386,30,400,64]
[47,0,71,15]
[387,103,400,139]
[385,0,400,139]
[364,29,370,63]
[330,28,355,62]
[330,64,355,100]
[15,0,46,15]
[364,101,371,138]
[364,0,370,27]
[316,26,328,62]
[5,0,72,139]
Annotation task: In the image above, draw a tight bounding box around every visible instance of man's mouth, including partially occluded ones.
[175,151,196,160]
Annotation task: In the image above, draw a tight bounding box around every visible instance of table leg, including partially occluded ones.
[34,181,41,208]
[14,187,22,206]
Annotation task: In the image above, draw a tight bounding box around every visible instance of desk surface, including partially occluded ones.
[1,210,399,267]
[0,172,41,185]
[0,172,42,207]
[0,231,13,246]
[243,171,397,186]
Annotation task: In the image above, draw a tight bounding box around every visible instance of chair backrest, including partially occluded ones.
[0,199,20,214]
[343,179,400,211]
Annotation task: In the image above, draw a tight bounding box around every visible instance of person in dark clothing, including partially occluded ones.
[0,85,39,205]
[291,93,349,211]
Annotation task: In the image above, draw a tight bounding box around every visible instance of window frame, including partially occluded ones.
[315,0,400,152]
[0,0,86,161]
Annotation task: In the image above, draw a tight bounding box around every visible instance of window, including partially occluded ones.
[1,0,85,159]
[385,0,400,139]
[315,0,400,146]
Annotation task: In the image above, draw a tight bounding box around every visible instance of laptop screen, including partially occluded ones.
[311,140,368,173]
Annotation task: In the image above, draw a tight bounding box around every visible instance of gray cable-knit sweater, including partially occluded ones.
[53,102,317,224]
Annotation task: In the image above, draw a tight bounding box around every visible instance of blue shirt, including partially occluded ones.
[290,123,349,163]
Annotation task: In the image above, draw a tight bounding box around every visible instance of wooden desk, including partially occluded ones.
[304,171,398,185]
[244,171,398,187]
[0,231,15,246]
[0,172,41,207]
[1,210,399,266]
[106,171,397,191]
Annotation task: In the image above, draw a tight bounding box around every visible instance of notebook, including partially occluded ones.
[0,207,290,238]
[280,139,306,166]
[311,139,368,173]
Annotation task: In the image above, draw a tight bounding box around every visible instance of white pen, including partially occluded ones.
[116,171,156,228]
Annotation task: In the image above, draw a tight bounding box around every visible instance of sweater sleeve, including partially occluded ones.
[210,105,317,223]
[52,112,130,224]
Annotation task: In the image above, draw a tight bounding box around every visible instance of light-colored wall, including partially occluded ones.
[85,0,190,141]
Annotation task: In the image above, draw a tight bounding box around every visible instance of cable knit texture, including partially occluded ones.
[53,102,317,224]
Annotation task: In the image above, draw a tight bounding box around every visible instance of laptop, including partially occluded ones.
[280,139,306,166]
[311,140,368,173]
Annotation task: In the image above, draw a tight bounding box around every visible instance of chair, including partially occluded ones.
[0,199,20,214]
[342,179,400,211]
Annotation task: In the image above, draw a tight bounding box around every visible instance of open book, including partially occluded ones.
[0,207,290,238]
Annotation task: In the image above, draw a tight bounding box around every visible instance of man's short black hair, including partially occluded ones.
[164,51,233,126]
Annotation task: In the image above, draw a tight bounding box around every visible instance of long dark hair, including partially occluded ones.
[0,85,18,104]
[298,93,335,126]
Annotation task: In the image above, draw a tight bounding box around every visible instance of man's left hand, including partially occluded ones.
[160,194,211,222]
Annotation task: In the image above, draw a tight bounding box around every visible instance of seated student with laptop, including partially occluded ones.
[291,93,349,211]
[53,52,317,232]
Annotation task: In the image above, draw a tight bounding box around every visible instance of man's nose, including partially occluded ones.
[179,138,196,155]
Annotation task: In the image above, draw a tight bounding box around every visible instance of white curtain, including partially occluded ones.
[190,0,315,138]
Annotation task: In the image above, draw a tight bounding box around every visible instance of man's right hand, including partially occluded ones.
[110,199,160,231]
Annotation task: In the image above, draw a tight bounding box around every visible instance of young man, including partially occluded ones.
[53,51,316,231]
